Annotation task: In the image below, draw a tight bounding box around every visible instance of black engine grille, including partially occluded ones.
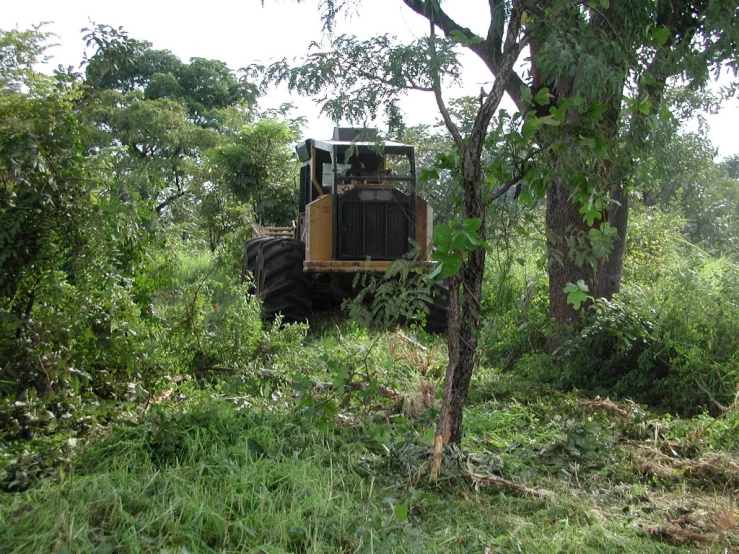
[337,188,411,259]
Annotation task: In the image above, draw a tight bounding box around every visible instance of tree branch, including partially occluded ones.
[402,0,527,110]
[470,0,526,157]
[155,190,187,214]
[428,17,465,153]
[487,0,505,54]
[340,53,434,92]
[483,179,518,206]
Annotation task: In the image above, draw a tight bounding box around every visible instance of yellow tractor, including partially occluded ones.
[243,127,445,328]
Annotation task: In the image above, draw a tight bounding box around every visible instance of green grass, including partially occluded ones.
[1,327,737,553]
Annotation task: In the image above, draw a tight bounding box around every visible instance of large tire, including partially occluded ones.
[253,238,312,323]
[242,237,272,286]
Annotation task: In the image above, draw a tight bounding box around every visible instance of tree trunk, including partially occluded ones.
[541,4,631,336]
[593,182,628,299]
[432,168,485,470]
[546,176,586,329]
[436,242,485,443]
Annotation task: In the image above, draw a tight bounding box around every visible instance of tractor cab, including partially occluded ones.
[295,127,433,271]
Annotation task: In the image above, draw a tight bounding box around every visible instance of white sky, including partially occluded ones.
[5,0,738,158]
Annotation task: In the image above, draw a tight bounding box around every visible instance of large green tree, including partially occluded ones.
[79,25,273,243]
[0,27,87,324]
[639,131,739,254]
[263,0,738,453]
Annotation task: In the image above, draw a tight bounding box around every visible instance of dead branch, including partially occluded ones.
[695,377,729,413]
[579,398,629,418]
[313,381,400,399]
[397,330,429,352]
[639,524,715,544]
[463,472,551,498]
[194,366,239,375]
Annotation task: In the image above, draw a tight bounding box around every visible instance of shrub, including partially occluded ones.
[556,251,739,416]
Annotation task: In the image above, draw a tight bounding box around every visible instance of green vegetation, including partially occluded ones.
[2,9,739,553]
[2,322,738,552]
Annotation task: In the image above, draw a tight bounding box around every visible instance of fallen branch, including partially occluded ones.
[397,330,429,352]
[579,398,629,418]
[313,381,399,399]
[194,366,238,375]
[639,524,715,544]
[695,377,728,412]
[463,472,552,498]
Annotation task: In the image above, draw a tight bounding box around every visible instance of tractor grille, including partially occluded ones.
[338,188,410,259]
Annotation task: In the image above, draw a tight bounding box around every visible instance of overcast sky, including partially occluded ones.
[5,0,738,158]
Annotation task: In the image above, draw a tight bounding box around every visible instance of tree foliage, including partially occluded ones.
[83,24,257,125]
[0,24,300,396]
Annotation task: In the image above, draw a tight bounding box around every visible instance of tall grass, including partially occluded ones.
[2,368,720,553]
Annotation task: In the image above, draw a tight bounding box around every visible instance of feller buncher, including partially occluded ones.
[243,127,446,329]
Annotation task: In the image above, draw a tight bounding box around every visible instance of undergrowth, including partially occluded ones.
[2,324,737,553]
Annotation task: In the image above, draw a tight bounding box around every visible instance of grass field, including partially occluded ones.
[1,325,737,553]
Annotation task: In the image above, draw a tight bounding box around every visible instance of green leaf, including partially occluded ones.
[521,117,541,139]
[520,85,533,105]
[323,400,339,418]
[539,115,561,126]
[432,224,452,251]
[420,427,435,442]
[433,253,462,278]
[518,187,534,206]
[567,291,588,310]
[434,152,457,170]
[452,232,471,251]
[332,364,350,394]
[564,280,589,310]
[395,501,409,521]
[462,218,482,233]
[531,178,547,197]
[638,100,652,115]
[427,263,443,281]
[600,221,618,237]
[449,29,483,45]
[549,106,566,121]
[419,168,439,183]
[449,29,467,42]
[534,87,551,106]
[463,231,481,247]
[651,26,670,46]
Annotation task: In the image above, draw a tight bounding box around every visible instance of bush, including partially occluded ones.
[555,250,739,416]
[158,248,264,373]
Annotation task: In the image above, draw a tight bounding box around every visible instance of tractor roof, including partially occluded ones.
[296,130,414,163]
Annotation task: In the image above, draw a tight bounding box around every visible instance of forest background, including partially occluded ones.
[1,1,739,552]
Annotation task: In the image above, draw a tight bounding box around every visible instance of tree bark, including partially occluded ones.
[438,173,486,445]
[540,4,629,332]
[593,181,628,299]
[545,176,585,330]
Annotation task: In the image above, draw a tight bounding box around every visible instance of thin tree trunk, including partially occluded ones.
[432,171,485,476]
[447,242,485,442]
